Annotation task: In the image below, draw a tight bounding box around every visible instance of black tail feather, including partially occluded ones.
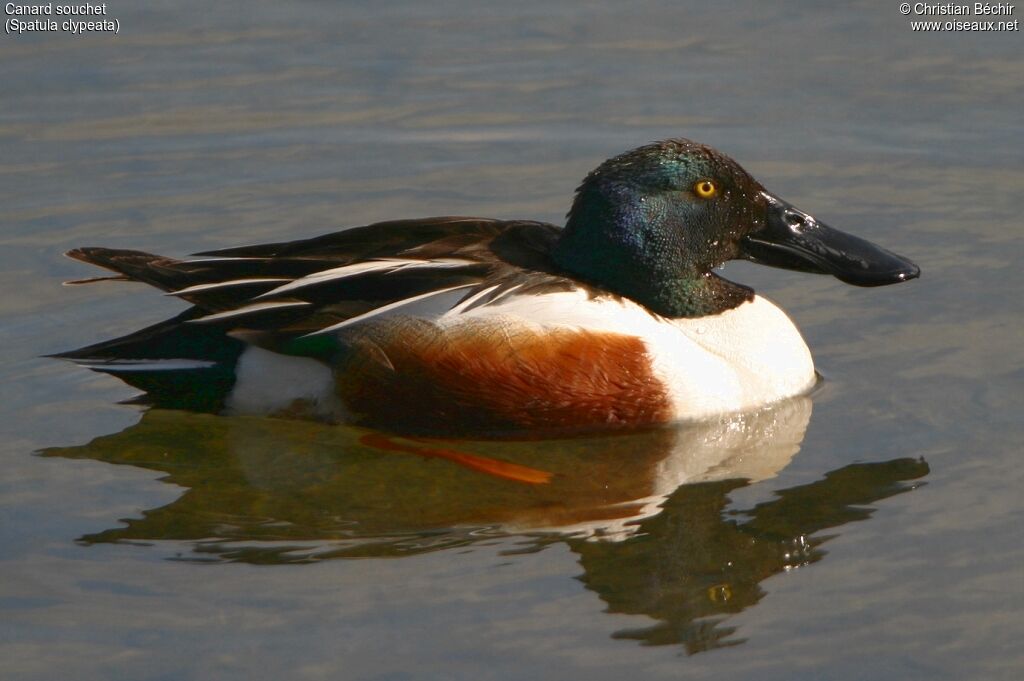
[51,309,246,412]
[65,248,184,292]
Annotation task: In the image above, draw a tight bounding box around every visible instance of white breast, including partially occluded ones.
[653,295,816,418]
[451,290,816,420]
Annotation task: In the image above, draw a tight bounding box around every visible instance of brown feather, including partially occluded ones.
[336,319,672,435]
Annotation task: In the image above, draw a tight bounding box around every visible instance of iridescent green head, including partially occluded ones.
[552,139,919,318]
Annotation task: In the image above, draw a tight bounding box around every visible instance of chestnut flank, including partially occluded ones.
[337,321,672,434]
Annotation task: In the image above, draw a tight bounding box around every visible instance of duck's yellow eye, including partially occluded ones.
[694,180,717,199]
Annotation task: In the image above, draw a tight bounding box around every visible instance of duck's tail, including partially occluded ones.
[52,248,246,411]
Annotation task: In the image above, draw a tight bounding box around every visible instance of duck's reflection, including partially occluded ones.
[571,456,927,652]
[41,398,927,652]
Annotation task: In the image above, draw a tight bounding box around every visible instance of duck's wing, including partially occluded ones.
[61,217,577,349]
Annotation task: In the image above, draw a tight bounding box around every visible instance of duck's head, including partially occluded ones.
[552,139,919,317]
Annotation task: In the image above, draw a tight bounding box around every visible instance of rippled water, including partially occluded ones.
[2,1,1022,679]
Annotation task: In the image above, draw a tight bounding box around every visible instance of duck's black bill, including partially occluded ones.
[740,192,920,287]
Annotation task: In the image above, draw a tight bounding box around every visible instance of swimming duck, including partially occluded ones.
[57,138,918,435]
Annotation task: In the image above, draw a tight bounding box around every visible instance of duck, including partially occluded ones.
[56,138,919,436]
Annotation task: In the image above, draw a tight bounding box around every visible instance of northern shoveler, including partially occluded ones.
[56,138,919,435]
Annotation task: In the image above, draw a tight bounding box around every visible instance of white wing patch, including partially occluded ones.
[167,278,291,297]
[442,284,500,318]
[304,284,476,336]
[67,358,219,371]
[255,258,477,299]
[189,300,312,324]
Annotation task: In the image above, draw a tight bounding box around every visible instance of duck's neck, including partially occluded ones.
[551,191,752,318]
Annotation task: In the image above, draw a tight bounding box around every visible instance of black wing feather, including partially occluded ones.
[192,217,508,259]
[60,218,583,348]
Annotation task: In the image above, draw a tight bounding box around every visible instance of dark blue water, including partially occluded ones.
[2,2,1022,679]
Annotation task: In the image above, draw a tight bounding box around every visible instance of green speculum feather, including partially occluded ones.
[281,333,344,361]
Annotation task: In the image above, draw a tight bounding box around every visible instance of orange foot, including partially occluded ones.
[359,433,553,484]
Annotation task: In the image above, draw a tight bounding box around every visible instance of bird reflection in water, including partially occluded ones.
[41,397,927,653]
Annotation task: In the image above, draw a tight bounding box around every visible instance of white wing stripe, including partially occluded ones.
[189,300,311,324]
[480,283,524,307]
[255,259,476,299]
[304,284,476,337]
[167,278,291,296]
[69,358,218,371]
[442,284,500,317]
